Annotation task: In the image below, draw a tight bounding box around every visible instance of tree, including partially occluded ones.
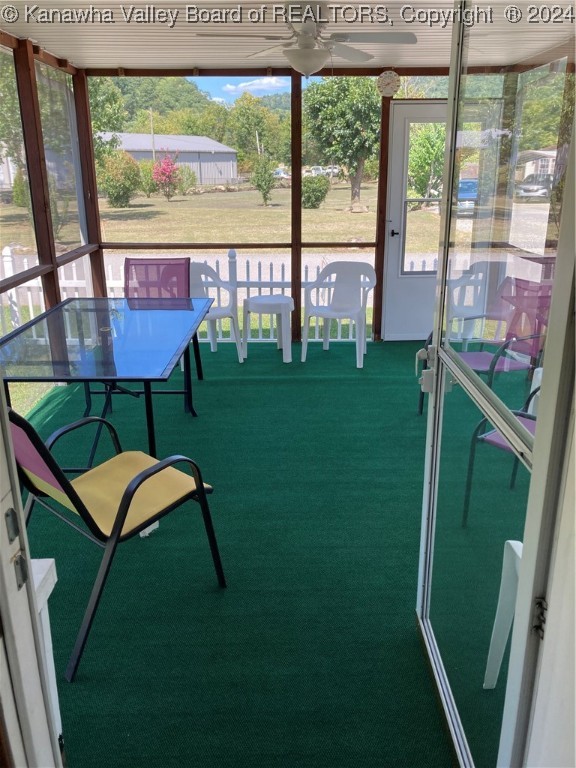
[87,77,125,165]
[251,155,275,206]
[153,154,180,200]
[303,77,381,208]
[225,93,282,172]
[302,176,330,209]
[407,123,446,203]
[100,151,141,207]
[139,160,158,197]
[113,76,211,122]
[0,49,26,169]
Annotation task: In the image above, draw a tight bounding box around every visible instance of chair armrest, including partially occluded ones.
[113,455,211,538]
[46,416,121,450]
[45,416,122,472]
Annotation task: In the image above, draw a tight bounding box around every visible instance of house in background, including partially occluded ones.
[515,148,557,180]
[100,132,238,186]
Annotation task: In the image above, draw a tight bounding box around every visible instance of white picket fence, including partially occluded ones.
[1,248,371,344]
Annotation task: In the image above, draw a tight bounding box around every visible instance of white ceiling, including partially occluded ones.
[3,1,574,72]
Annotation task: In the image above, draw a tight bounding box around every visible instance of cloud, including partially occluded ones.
[222,76,290,95]
[209,96,227,104]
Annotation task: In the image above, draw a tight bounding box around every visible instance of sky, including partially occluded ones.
[188,75,315,103]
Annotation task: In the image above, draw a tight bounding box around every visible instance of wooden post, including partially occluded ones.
[73,70,106,297]
[13,40,60,307]
[291,72,303,341]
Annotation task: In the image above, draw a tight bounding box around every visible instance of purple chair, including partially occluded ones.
[457,278,550,389]
[462,388,539,526]
[123,257,203,381]
[8,407,226,682]
[458,331,546,389]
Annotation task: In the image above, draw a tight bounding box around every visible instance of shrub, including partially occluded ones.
[139,160,158,197]
[176,165,197,196]
[302,175,330,209]
[12,168,30,208]
[251,155,275,206]
[100,151,141,208]
[153,154,180,201]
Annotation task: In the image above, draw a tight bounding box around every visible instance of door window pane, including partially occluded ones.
[402,121,445,274]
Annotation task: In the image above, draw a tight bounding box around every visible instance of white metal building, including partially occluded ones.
[101,132,238,185]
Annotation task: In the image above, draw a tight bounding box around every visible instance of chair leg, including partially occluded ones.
[65,537,120,682]
[356,317,365,369]
[463,423,485,527]
[301,315,310,362]
[242,303,249,360]
[207,319,218,352]
[196,494,227,588]
[510,457,520,489]
[418,363,427,415]
[230,315,244,363]
[322,318,330,350]
[483,540,523,689]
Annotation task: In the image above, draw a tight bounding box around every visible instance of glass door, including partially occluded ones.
[417,4,574,766]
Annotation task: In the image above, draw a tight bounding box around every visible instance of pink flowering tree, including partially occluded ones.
[152,153,180,201]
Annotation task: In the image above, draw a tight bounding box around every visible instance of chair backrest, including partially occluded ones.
[7,409,102,539]
[315,261,376,312]
[189,261,237,311]
[506,278,552,340]
[447,263,489,322]
[124,258,190,299]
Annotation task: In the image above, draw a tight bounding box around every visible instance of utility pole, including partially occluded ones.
[150,108,156,162]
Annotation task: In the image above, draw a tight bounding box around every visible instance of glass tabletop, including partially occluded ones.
[0,297,212,382]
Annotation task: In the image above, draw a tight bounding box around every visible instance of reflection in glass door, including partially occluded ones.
[417,4,574,766]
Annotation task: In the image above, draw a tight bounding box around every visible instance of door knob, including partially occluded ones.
[390,230,400,237]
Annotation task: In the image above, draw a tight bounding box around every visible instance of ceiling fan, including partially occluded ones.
[193,2,417,76]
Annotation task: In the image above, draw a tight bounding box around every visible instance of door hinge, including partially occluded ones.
[13,552,28,590]
[5,507,20,544]
[532,596,548,639]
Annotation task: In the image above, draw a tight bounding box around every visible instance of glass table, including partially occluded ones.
[0,297,212,457]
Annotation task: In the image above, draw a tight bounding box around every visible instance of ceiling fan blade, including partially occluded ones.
[246,43,293,59]
[327,41,374,63]
[330,32,418,44]
[193,32,290,40]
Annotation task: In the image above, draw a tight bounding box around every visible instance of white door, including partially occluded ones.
[0,393,62,767]
[383,101,447,341]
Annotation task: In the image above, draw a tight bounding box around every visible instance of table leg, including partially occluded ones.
[144,381,157,458]
[192,333,203,380]
[83,382,92,417]
[183,346,197,417]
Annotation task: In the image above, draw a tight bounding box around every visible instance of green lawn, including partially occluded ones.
[1,181,471,257]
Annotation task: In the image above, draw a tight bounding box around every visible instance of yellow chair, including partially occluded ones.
[8,408,226,682]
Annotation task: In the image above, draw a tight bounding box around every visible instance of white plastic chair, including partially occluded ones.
[301,261,376,369]
[189,262,243,363]
[483,540,523,689]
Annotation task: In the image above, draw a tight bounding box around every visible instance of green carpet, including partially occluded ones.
[22,340,506,768]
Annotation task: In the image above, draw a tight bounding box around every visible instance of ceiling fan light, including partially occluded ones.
[284,47,331,76]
